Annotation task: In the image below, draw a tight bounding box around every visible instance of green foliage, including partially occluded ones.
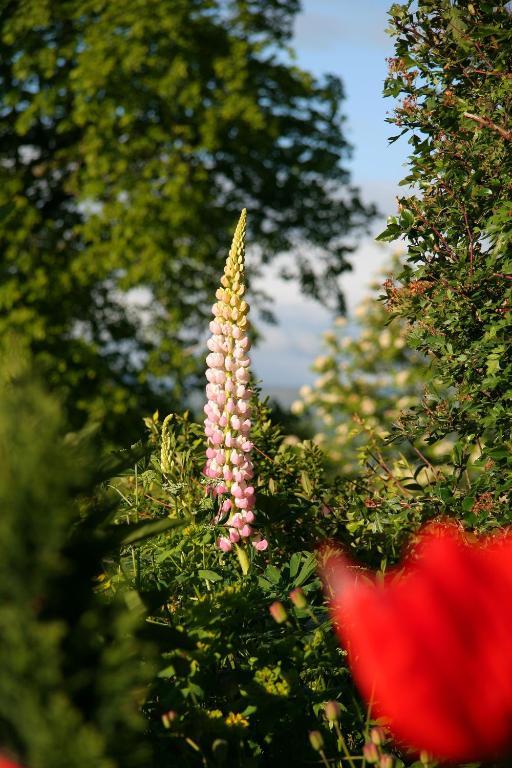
[300,1,512,572]
[0,346,157,768]
[375,0,512,533]
[109,404,375,767]
[0,0,374,441]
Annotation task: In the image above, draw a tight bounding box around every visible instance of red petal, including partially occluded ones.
[0,758,24,768]
[323,524,512,761]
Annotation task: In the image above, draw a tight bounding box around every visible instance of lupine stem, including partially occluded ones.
[333,722,357,768]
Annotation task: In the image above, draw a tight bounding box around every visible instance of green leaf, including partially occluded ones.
[115,516,188,546]
[294,554,317,587]
[300,471,313,496]
[197,569,222,582]
[265,565,282,585]
[289,552,302,579]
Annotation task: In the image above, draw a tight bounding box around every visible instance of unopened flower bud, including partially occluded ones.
[420,752,431,766]
[324,700,341,722]
[161,709,177,729]
[308,730,324,752]
[363,742,379,764]
[269,601,287,624]
[371,726,386,746]
[289,587,307,609]
[379,756,394,768]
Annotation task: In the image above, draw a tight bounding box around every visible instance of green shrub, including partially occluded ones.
[110,405,367,767]
[377,0,512,533]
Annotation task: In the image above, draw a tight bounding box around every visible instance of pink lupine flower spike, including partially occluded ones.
[204,209,268,556]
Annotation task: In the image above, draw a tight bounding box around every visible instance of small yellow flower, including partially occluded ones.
[254,666,291,697]
[182,524,197,536]
[206,709,223,719]
[225,712,249,728]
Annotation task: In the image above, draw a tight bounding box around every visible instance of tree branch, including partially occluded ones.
[463,112,512,141]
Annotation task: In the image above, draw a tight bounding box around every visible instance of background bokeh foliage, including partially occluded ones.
[0,0,374,442]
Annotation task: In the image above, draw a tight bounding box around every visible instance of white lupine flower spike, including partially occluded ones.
[204,209,268,556]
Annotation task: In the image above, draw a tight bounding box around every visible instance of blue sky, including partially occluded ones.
[294,0,406,186]
[251,0,409,395]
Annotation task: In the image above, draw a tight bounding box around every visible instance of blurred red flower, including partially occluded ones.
[0,758,23,768]
[322,523,512,762]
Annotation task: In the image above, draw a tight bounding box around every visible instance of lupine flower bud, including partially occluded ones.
[379,756,394,768]
[324,700,341,722]
[363,742,379,764]
[308,731,324,752]
[161,710,177,729]
[204,209,266,555]
[269,601,287,624]
[289,587,307,609]
[371,726,386,746]
[160,413,173,474]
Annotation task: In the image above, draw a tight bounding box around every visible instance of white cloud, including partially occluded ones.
[251,236,397,390]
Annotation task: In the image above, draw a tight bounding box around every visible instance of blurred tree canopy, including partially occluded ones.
[0,0,374,442]
[0,344,157,767]
[293,257,444,477]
